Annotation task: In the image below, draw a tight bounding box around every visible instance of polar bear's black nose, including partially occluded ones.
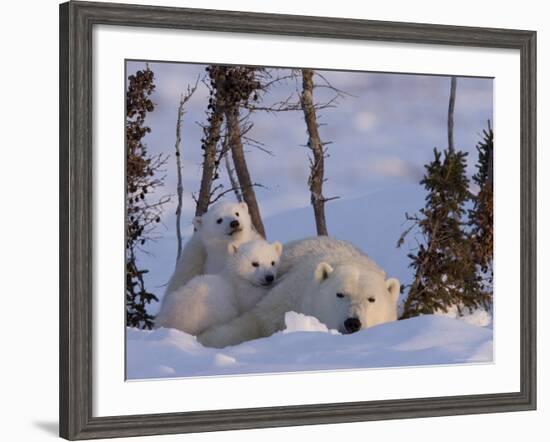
[344,317,361,333]
[264,274,274,284]
[230,220,240,229]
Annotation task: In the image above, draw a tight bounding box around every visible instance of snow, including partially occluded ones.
[434,305,493,327]
[129,186,493,380]
[283,311,335,334]
[126,314,493,380]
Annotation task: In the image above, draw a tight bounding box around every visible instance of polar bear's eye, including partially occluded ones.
[235,212,240,217]
[368,297,376,303]
[271,261,275,266]
[216,218,223,224]
[336,293,345,298]
[252,262,259,267]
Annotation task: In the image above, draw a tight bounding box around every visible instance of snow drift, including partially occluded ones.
[126,313,493,380]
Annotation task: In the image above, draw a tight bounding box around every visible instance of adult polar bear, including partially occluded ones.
[198,236,400,348]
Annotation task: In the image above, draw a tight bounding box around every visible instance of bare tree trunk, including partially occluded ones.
[225,106,266,238]
[174,95,185,261]
[195,91,224,217]
[447,76,457,152]
[300,69,328,236]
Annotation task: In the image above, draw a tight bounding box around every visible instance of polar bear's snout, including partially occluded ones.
[228,219,243,236]
[343,317,361,334]
[263,273,275,286]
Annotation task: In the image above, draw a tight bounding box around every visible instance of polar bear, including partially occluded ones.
[163,200,262,297]
[156,240,283,336]
[198,237,400,348]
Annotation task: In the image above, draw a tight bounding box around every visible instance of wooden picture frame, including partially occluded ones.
[59,1,536,439]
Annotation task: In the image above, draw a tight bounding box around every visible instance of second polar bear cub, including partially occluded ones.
[156,239,283,336]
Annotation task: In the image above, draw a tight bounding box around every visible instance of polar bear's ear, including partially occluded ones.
[385,278,401,304]
[272,241,283,256]
[227,243,239,256]
[192,216,202,230]
[239,202,249,213]
[314,262,334,283]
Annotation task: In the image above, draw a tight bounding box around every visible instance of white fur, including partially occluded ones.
[198,237,400,348]
[162,200,261,303]
[156,240,283,336]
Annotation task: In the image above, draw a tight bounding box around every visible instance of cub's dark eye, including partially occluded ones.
[368,297,376,303]
[252,262,259,267]
[271,261,275,266]
[235,212,240,217]
[336,293,345,298]
[216,218,223,224]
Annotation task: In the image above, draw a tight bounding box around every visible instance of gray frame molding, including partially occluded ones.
[59,1,537,439]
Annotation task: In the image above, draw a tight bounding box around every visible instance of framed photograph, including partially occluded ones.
[59,1,536,439]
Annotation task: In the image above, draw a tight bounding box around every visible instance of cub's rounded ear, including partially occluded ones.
[227,243,239,256]
[385,278,400,304]
[272,241,283,256]
[239,202,249,212]
[192,216,203,230]
[314,262,334,283]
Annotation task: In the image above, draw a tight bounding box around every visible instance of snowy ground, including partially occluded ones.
[130,188,493,380]
[126,313,493,380]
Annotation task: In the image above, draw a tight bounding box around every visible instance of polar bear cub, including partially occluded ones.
[163,201,262,297]
[156,240,283,336]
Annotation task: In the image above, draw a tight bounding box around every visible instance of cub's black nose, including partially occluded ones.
[265,274,274,284]
[230,220,240,229]
[344,317,361,334]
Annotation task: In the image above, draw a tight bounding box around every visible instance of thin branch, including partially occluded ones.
[219,132,243,202]
[224,148,243,203]
[209,182,266,206]
[314,72,357,98]
[174,79,199,261]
